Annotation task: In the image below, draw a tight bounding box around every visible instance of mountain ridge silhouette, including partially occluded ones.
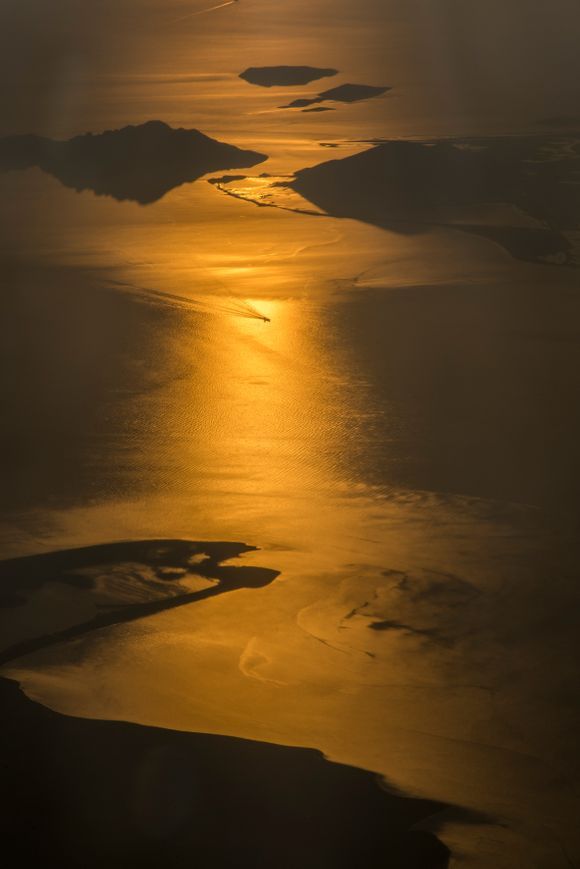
[0,120,268,204]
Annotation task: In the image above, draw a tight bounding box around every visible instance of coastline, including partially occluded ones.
[0,675,451,868]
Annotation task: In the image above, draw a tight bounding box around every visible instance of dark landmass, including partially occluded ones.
[0,120,267,203]
[0,677,451,869]
[0,539,278,665]
[282,83,390,109]
[316,83,391,103]
[289,136,580,264]
[303,106,336,113]
[239,65,338,87]
[207,173,247,185]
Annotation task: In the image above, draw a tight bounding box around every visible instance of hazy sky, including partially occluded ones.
[1,0,579,135]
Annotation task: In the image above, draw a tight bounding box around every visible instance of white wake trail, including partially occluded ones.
[105,278,270,322]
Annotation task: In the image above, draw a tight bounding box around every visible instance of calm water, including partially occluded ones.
[2,2,580,867]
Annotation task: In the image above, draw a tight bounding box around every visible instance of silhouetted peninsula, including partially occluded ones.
[282,83,390,109]
[0,539,279,664]
[239,65,338,87]
[0,121,267,204]
[289,136,580,264]
[207,173,247,185]
[0,677,451,869]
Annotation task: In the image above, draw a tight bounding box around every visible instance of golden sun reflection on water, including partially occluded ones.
[156,291,371,509]
[2,0,580,866]
[5,255,578,868]
[5,239,580,869]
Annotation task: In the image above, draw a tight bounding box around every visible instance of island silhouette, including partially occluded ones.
[281,83,390,109]
[288,136,580,264]
[239,65,338,87]
[0,120,267,204]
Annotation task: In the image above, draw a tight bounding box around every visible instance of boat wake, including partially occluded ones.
[105,278,270,322]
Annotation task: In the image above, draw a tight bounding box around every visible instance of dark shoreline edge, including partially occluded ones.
[1,538,451,866]
[0,676,451,868]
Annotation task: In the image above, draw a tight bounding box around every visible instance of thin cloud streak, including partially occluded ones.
[171,0,238,24]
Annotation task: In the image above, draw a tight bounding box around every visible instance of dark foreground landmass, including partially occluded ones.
[239,66,338,87]
[0,120,267,204]
[0,539,453,866]
[0,677,450,869]
[289,135,580,264]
